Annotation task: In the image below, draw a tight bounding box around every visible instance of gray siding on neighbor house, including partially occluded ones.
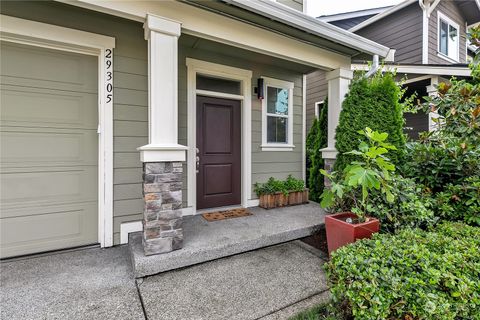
[1,1,148,245]
[277,0,303,12]
[355,3,423,64]
[428,0,467,64]
[305,69,328,131]
[178,35,305,200]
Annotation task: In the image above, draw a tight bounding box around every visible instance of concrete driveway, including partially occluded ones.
[1,242,329,320]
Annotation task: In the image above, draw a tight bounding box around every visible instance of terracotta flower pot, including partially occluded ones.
[325,212,380,255]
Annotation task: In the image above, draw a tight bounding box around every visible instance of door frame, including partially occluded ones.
[0,15,116,247]
[186,58,252,213]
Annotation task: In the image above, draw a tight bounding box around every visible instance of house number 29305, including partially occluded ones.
[105,49,113,104]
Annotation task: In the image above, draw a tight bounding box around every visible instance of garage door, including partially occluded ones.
[0,42,99,258]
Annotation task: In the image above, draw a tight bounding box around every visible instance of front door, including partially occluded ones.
[196,96,241,209]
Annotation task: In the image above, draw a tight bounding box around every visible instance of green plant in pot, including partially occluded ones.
[320,127,396,254]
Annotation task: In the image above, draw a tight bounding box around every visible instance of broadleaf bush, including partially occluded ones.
[325,222,480,320]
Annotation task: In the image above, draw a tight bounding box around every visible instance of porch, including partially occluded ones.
[130,202,326,278]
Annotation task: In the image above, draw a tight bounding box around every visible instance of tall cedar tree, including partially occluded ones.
[306,100,328,202]
[334,72,405,172]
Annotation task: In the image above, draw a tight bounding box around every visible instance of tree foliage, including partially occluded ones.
[334,72,405,172]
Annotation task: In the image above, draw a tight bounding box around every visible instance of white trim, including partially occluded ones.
[120,221,142,244]
[318,6,391,22]
[351,63,471,77]
[403,74,434,84]
[186,58,252,213]
[261,76,295,151]
[314,101,325,118]
[437,11,460,62]
[302,74,307,183]
[422,4,429,64]
[0,15,115,248]
[350,0,417,32]
[246,199,260,207]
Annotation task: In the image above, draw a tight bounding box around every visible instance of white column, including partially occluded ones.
[427,76,440,131]
[138,14,187,162]
[320,68,353,160]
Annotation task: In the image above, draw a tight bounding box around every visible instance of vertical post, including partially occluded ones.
[427,76,440,132]
[138,14,187,255]
[320,68,353,173]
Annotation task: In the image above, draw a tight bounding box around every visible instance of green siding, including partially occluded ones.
[1,1,148,244]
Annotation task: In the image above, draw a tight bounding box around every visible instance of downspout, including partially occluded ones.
[419,0,429,64]
[364,54,379,78]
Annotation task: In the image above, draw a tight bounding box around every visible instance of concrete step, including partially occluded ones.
[129,203,326,278]
[136,241,330,320]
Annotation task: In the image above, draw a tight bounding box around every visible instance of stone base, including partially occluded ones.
[142,161,184,256]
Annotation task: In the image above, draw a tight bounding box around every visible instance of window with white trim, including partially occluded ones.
[261,77,294,151]
[314,101,325,119]
[438,12,459,62]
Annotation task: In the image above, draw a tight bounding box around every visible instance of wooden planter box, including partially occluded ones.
[259,189,309,209]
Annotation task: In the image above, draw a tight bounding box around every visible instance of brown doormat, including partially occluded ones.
[202,208,253,222]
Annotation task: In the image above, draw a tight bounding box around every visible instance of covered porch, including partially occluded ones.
[130,202,326,278]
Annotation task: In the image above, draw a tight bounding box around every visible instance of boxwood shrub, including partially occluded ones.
[325,222,480,320]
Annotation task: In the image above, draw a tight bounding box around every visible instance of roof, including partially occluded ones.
[350,0,480,32]
[184,0,393,59]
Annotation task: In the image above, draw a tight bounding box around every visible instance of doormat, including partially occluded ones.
[202,208,253,222]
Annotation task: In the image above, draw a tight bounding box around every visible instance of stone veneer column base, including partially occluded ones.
[142,162,183,256]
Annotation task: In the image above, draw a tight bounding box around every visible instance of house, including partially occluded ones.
[307,0,480,139]
[0,0,392,259]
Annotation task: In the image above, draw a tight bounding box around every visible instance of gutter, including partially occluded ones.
[222,0,392,58]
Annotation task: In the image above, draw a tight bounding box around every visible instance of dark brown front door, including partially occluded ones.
[196,96,241,209]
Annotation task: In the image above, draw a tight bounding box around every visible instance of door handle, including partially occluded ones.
[196,155,200,173]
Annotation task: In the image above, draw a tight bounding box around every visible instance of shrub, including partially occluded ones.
[334,72,405,172]
[253,175,305,196]
[306,101,328,202]
[368,175,436,233]
[434,176,480,226]
[325,222,480,320]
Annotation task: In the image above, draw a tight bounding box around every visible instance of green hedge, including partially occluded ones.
[334,72,405,172]
[306,100,328,202]
[325,222,480,320]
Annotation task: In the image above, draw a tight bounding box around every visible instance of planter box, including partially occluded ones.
[259,189,309,209]
[325,212,379,255]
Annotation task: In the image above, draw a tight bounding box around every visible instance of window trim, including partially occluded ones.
[261,76,295,151]
[314,100,325,118]
[437,11,460,63]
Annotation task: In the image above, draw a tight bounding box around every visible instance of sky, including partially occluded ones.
[306,0,404,17]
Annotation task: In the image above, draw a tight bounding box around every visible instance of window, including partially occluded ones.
[261,77,294,151]
[438,12,459,62]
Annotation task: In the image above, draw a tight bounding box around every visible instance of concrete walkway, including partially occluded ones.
[1,241,329,320]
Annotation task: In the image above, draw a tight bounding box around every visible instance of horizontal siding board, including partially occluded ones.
[114,168,142,185]
[114,153,142,169]
[114,183,143,200]
[114,105,148,122]
[113,199,143,216]
[114,121,148,137]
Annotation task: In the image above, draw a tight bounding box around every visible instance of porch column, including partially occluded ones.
[427,76,440,131]
[320,68,353,172]
[138,14,187,256]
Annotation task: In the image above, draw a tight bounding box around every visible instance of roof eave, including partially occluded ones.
[222,0,391,58]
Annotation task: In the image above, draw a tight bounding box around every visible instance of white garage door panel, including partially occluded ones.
[0,41,98,258]
[1,85,97,129]
[0,42,97,93]
[1,167,97,213]
[1,129,98,167]
[0,203,97,258]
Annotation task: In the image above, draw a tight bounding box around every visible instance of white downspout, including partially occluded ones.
[364,54,379,78]
[419,0,429,64]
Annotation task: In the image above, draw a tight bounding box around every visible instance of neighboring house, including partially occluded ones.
[307,0,480,138]
[0,0,391,258]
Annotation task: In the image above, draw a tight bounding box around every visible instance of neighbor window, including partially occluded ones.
[314,101,325,119]
[261,77,294,151]
[438,12,459,61]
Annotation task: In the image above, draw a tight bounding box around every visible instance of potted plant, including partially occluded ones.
[254,175,308,209]
[320,127,396,254]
